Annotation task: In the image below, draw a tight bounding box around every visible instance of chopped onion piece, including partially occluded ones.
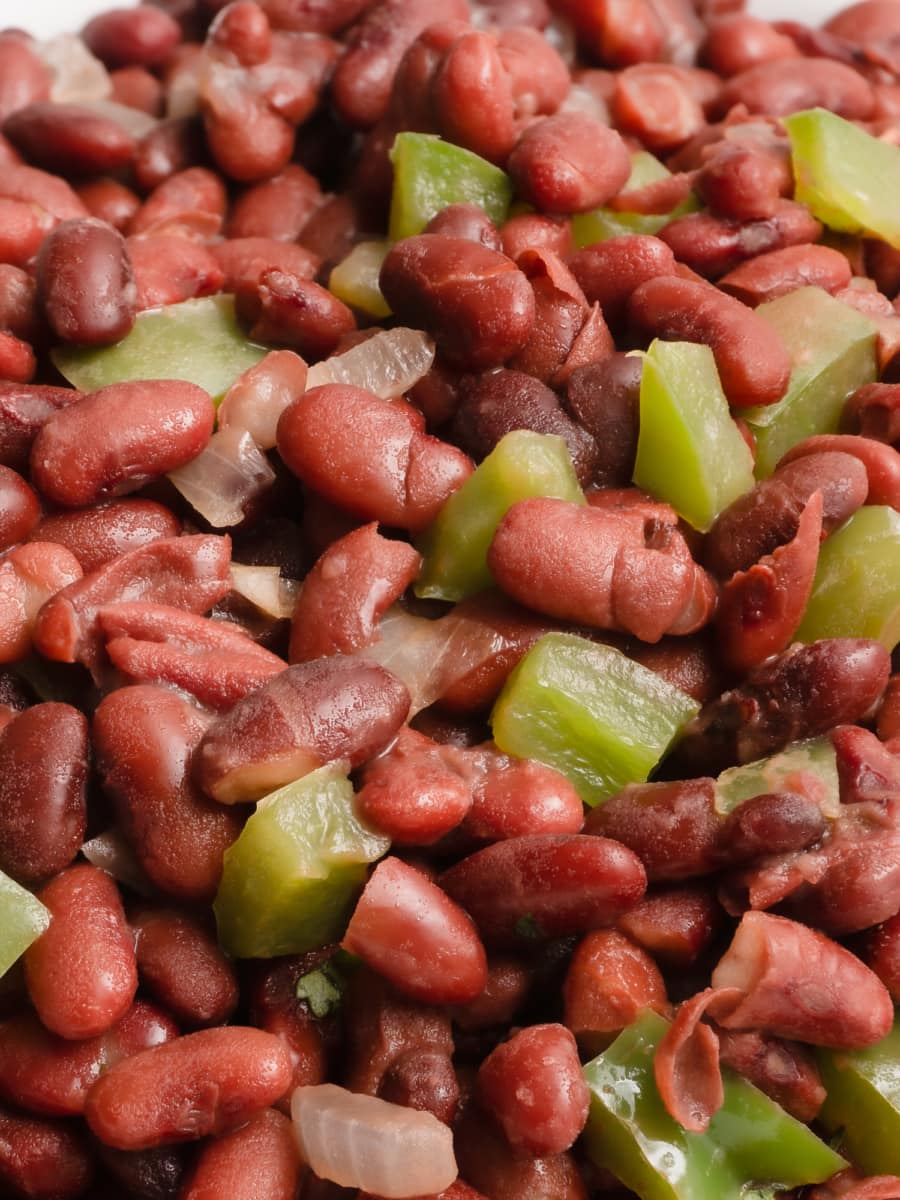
[230,563,299,620]
[357,606,505,716]
[79,99,158,140]
[36,34,111,103]
[291,1084,457,1199]
[306,328,435,398]
[560,82,609,123]
[168,427,275,529]
[81,830,153,896]
[218,350,308,449]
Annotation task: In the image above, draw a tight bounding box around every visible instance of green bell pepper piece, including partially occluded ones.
[714,736,840,818]
[490,632,700,807]
[415,430,584,603]
[633,340,755,532]
[744,287,877,477]
[572,151,699,246]
[583,1010,846,1200]
[214,764,390,959]
[0,868,50,977]
[388,132,513,242]
[329,240,392,319]
[52,296,268,401]
[785,107,900,248]
[795,505,900,651]
[818,1018,900,1177]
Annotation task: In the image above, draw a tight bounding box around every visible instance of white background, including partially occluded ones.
[9,0,845,41]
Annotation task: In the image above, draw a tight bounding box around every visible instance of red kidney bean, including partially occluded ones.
[628,273,792,408]
[0,330,35,383]
[0,1000,178,1117]
[132,908,239,1028]
[29,499,181,575]
[93,683,243,902]
[208,0,273,64]
[449,955,531,1033]
[380,235,535,371]
[626,633,722,706]
[702,14,799,75]
[110,65,165,116]
[426,203,503,251]
[0,34,50,123]
[696,140,793,223]
[617,883,721,967]
[716,1027,825,1124]
[431,30,517,165]
[33,533,233,668]
[464,748,585,841]
[128,232,225,309]
[227,164,322,241]
[0,541,83,664]
[236,269,356,360]
[31,379,214,509]
[36,218,136,348]
[181,1108,303,1200]
[130,166,227,237]
[257,0,372,33]
[718,58,875,118]
[719,243,853,305]
[863,912,900,1002]
[247,953,333,1102]
[563,929,668,1054]
[0,1107,94,1200]
[95,1142,187,1200]
[343,856,488,1005]
[0,382,83,471]
[441,833,647,947]
[552,0,664,67]
[0,195,50,268]
[82,6,182,68]
[488,497,717,641]
[660,201,823,281]
[778,433,900,509]
[0,162,88,222]
[508,112,631,214]
[85,1026,292,1150]
[4,102,139,177]
[501,212,573,261]
[277,384,473,532]
[477,1023,589,1156]
[843,381,900,445]
[194,655,410,804]
[75,177,141,232]
[455,1102,588,1200]
[562,354,642,488]
[0,463,38,552]
[210,235,320,290]
[24,864,137,1040]
[132,116,205,194]
[0,702,87,886]
[569,234,677,331]
[719,790,828,864]
[877,675,900,743]
[612,64,708,152]
[0,264,41,345]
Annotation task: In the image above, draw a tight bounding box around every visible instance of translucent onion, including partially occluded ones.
[81,830,153,896]
[36,34,111,103]
[357,606,505,716]
[291,1084,457,1199]
[306,328,435,399]
[218,350,308,450]
[168,427,275,529]
[79,99,158,140]
[230,563,299,620]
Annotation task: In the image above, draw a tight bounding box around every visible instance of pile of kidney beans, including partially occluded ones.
[1,0,900,1196]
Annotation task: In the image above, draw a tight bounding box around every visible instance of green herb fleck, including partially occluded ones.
[295,961,345,1018]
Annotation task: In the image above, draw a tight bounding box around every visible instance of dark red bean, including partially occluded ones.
[4,102,137,177]
[380,235,535,371]
[132,908,239,1029]
[0,703,87,886]
[0,1107,94,1200]
[563,353,642,488]
[718,57,875,118]
[0,382,83,472]
[194,655,410,804]
[180,1108,303,1200]
[227,164,322,241]
[343,856,488,1005]
[29,499,181,574]
[95,1142,187,1200]
[0,263,41,344]
[455,1102,588,1200]
[36,218,136,348]
[440,834,647,946]
[0,330,35,383]
[569,234,677,331]
[617,883,721,967]
[659,201,823,281]
[612,64,708,153]
[0,463,38,552]
[0,34,50,124]
[235,269,356,360]
[778,434,900,509]
[132,116,205,194]
[716,1028,825,1123]
[863,913,900,1003]
[31,379,214,508]
[843,381,900,445]
[718,243,852,305]
[0,162,88,222]
[551,0,664,66]
[75,176,141,232]
[477,1024,590,1156]
[210,235,320,290]
[82,6,182,68]
[24,864,138,1040]
[247,953,332,1099]
[508,112,631,214]
[0,196,48,269]
[0,541,83,664]
[84,1027,293,1150]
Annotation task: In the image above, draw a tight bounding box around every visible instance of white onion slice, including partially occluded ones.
[306,328,435,399]
[230,563,299,620]
[560,82,610,124]
[218,350,308,450]
[357,606,505,716]
[291,1084,457,1199]
[78,99,158,140]
[36,34,111,104]
[81,830,153,896]
[168,427,276,529]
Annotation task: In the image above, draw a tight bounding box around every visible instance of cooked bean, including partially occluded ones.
[0,34,50,124]
[563,929,668,1054]
[210,235,320,290]
[130,166,227,237]
[0,463,38,552]
[127,232,225,309]
[617,884,721,967]
[109,65,164,115]
[843,381,900,445]
[29,499,181,574]
[660,201,823,280]
[75,176,141,231]
[0,1108,94,1200]
[455,1102,588,1200]
[507,112,631,213]
[36,218,136,348]
[465,748,585,840]
[133,116,204,194]
[432,30,517,164]
[719,243,852,305]
[702,14,799,76]
[132,908,239,1028]
[82,6,182,68]
[569,234,677,330]
[778,433,900,508]
[612,64,707,153]
[236,269,356,360]
[226,163,322,241]
[718,57,875,118]
[695,140,792,222]
[0,196,49,269]
[181,1108,303,1200]
[0,541,83,664]
[863,913,900,1002]
[0,382,83,471]
[4,102,137,177]
[84,1027,292,1150]
[426,203,503,250]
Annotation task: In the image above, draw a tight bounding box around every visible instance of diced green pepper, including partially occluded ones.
[745,287,877,476]
[583,1010,846,1200]
[388,132,513,242]
[329,240,392,319]
[795,506,900,651]
[52,296,268,400]
[572,151,698,247]
[490,633,700,807]
[818,1018,900,1177]
[714,736,840,818]
[0,869,50,977]
[214,765,390,959]
[785,107,900,247]
[415,430,584,603]
[633,340,755,532]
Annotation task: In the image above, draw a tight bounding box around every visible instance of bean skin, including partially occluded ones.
[36,218,136,348]
[29,499,181,575]
[132,908,239,1029]
[180,1108,303,1200]
[4,102,137,177]
[0,383,83,472]
[718,243,852,306]
[569,235,677,331]
[778,434,900,509]
[564,928,668,1054]
[24,864,138,1041]
[0,1107,94,1200]
[380,235,535,371]
[82,6,182,68]
[0,463,38,552]
[84,1027,293,1150]
[718,57,875,119]
[507,112,631,214]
